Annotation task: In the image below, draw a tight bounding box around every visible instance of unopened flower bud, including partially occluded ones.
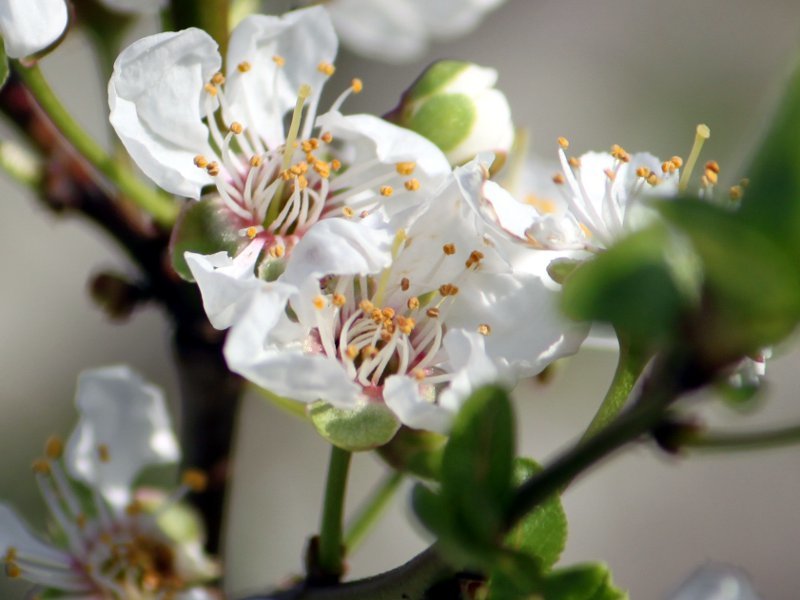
[387,60,514,168]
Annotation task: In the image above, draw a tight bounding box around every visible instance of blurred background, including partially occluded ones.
[2,0,800,597]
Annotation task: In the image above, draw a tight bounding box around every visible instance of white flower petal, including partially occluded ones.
[109,28,220,199]
[225,7,337,148]
[0,503,71,566]
[185,239,265,330]
[65,366,180,511]
[384,375,453,433]
[0,0,68,59]
[317,112,451,180]
[481,180,537,241]
[280,217,393,286]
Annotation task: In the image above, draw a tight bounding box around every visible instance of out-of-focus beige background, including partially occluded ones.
[2,0,800,597]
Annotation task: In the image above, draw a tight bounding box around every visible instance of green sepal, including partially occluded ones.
[561,226,687,347]
[404,94,475,153]
[309,401,400,452]
[547,258,583,285]
[377,426,446,480]
[169,197,242,281]
[404,61,469,102]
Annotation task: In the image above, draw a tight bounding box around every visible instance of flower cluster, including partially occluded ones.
[0,367,219,599]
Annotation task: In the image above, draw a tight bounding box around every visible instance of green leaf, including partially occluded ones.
[658,199,800,355]
[0,38,8,90]
[169,197,242,281]
[441,385,515,545]
[538,563,628,600]
[561,227,686,346]
[737,59,800,266]
[505,459,567,570]
[309,401,400,452]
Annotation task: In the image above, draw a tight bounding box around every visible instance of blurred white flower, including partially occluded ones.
[0,366,218,599]
[0,0,164,59]
[315,0,506,63]
[223,159,584,433]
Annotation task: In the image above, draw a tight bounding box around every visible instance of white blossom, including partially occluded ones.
[0,367,218,599]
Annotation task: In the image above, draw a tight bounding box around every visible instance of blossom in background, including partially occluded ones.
[0,366,219,599]
[0,0,164,59]
[110,7,451,299]
[308,0,506,63]
[223,159,585,433]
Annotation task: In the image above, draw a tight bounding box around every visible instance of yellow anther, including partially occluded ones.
[229,122,243,135]
[568,156,581,168]
[705,160,720,174]
[250,155,263,168]
[32,458,51,475]
[704,168,718,185]
[636,166,651,178]
[211,72,225,85]
[246,226,259,239]
[401,277,410,291]
[646,173,661,186]
[661,161,673,174]
[332,293,346,307]
[396,162,416,176]
[296,175,309,189]
[610,144,629,162]
[478,324,492,336]
[318,61,336,76]
[346,345,359,360]
[380,329,394,343]
[729,185,743,200]
[426,307,440,318]
[313,295,327,310]
[280,169,292,181]
[380,185,394,197]
[382,307,396,320]
[125,500,144,516]
[351,78,363,93]
[439,283,459,297]
[552,173,566,185]
[407,296,420,310]
[465,250,484,269]
[404,178,420,191]
[97,444,110,463]
[413,369,426,381]
[314,161,331,178]
[181,468,208,493]
[321,132,334,144]
[45,435,63,459]
[5,562,20,578]
[362,346,379,359]
[4,548,17,563]
[670,156,683,169]
[370,308,383,323]
[442,243,456,255]
[206,162,220,177]
[237,61,252,73]
[204,83,218,96]
[342,206,354,218]
[359,299,375,313]
[603,168,616,181]
[272,55,286,67]
[273,245,285,258]
[193,155,209,168]
[397,316,416,335]
[557,136,570,149]
[331,158,342,171]
[301,140,314,153]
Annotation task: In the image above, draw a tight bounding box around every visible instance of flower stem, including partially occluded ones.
[344,472,404,553]
[681,424,800,452]
[13,62,179,226]
[581,336,648,441]
[318,445,353,579]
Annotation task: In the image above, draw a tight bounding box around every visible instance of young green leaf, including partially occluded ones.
[0,38,8,90]
[538,563,628,600]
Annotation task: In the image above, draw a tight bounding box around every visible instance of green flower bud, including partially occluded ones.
[388,60,514,168]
